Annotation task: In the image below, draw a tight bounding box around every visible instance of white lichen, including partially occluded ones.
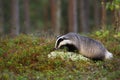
[48,51,89,61]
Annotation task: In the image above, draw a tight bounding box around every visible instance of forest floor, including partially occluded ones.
[0,30,120,80]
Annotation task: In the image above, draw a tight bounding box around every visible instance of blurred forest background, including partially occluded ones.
[0,0,120,37]
[0,0,120,79]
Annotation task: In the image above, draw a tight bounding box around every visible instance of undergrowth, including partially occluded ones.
[0,30,120,80]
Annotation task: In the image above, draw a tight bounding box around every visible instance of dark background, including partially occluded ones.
[0,0,120,37]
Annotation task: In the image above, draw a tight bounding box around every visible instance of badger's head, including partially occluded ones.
[54,36,78,52]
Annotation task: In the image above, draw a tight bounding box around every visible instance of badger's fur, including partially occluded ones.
[55,32,113,60]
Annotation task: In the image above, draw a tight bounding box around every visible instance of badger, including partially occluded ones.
[54,32,113,60]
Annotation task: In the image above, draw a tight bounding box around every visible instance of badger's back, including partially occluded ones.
[55,33,113,60]
[77,35,106,60]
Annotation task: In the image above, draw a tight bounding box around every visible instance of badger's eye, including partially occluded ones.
[58,38,64,42]
[56,38,64,47]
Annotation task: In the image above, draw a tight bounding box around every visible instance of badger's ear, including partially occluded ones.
[62,37,69,40]
[56,35,61,39]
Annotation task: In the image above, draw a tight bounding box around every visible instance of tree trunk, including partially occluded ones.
[113,10,120,32]
[43,2,48,31]
[68,0,78,32]
[0,0,4,35]
[101,0,106,30]
[80,0,90,33]
[94,0,100,28]
[23,0,30,34]
[50,0,56,33]
[50,0,61,35]
[56,0,61,35]
[11,0,20,37]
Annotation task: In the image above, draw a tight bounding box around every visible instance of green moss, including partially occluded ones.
[0,30,120,80]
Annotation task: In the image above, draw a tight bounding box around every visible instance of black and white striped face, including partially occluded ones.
[54,33,79,52]
[55,36,72,49]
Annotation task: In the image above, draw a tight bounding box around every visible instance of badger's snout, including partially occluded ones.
[54,47,58,50]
